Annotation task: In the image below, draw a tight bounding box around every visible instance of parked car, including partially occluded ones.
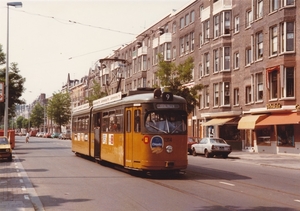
[60,131,71,140]
[51,132,60,138]
[187,137,199,155]
[191,137,232,158]
[43,133,52,138]
[37,132,45,137]
[0,136,12,162]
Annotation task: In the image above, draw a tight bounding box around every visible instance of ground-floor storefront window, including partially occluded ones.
[277,125,294,147]
[256,127,271,146]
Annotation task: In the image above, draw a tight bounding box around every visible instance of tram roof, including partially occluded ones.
[92,91,186,111]
[72,89,187,116]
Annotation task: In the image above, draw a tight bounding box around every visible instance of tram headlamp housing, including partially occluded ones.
[166,145,173,153]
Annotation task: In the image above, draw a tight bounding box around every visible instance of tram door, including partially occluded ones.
[125,107,142,168]
[93,112,101,159]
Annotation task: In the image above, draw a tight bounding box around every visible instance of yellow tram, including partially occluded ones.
[71,88,188,173]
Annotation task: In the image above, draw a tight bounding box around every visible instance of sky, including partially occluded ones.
[0,0,192,104]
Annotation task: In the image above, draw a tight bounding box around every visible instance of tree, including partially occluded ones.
[156,54,202,114]
[47,92,71,132]
[16,116,25,129]
[0,44,26,121]
[30,103,45,128]
[85,79,107,106]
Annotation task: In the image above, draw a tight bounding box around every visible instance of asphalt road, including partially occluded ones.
[8,136,300,211]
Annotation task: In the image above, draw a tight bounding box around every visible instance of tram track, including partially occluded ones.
[142,168,300,210]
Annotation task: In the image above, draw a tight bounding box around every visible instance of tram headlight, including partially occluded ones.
[166,145,173,153]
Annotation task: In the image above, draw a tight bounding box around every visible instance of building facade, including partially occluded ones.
[67,0,300,154]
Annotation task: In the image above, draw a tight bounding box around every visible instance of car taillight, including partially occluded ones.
[144,136,149,144]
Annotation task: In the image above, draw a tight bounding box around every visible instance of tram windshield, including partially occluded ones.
[145,111,187,134]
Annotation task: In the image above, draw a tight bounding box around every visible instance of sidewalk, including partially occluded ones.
[0,152,42,211]
[230,151,300,170]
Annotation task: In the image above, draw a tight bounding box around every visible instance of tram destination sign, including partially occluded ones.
[156,104,180,109]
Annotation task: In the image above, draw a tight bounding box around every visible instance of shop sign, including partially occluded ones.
[266,103,282,109]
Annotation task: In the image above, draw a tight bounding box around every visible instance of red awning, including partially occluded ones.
[256,113,300,126]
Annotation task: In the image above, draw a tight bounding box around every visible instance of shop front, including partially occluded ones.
[202,115,241,150]
[255,112,300,154]
[237,114,268,152]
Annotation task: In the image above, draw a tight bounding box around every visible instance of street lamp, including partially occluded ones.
[4,2,22,137]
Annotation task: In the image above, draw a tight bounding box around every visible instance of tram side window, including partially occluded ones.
[93,113,101,129]
[134,109,141,132]
[102,112,109,132]
[126,110,131,133]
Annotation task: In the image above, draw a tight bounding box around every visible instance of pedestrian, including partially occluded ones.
[25,131,30,143]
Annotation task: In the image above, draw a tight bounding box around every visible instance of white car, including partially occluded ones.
[191,137,232,158]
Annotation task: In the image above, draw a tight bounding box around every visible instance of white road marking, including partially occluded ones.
[24,195,30,200]
[295,199,300,203]
[219,181,235,186]
[22,186,26,191]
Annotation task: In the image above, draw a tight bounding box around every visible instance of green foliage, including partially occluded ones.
[0,45,26,122]
[156,54,202,114]
[47,92,71,130]
[85,79,107,106]
[16,116,25,129]
[30,103,45,127]
[22,118,29,129]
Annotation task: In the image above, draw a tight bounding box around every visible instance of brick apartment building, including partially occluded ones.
[65,0,300,154]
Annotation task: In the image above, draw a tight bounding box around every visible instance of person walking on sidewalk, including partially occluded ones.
[25,131,30,143]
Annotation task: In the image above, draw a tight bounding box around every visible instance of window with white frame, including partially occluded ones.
[233,88,239,105]
[257,0,263,19]
[269,70,278,99]
[246,10,252,28]
[281,67,294,98]
[165,43,171,61]
[142,55,147,71]
[199,63,203,78]
[246,48,252,65]
[234,52,239,69]
[213,83,219,107]
[172,46,176,59]
[245,86,252,104]
[256,73,263,101]
[256,31,263,60]
[204,53,210,75]
[203,20,210,41]
[153,47,158,65]
[180,17,184,29]
[270,26,278,55]
[185,34,190,53]
[221,82,230,106]
[202,86,209,108]
[199,94,203,109]
[185,13,190,26]
[172,22,176,33]
[214,15,219,38]
[285,0,295,6]
[234,16,239,33]
[180,37,184,55]
[191,10,195,23]
[190,32,195,51]
[280,22,294,52]
[213,49,219,73]
[224,11,231,34]
[270,0,279,12]
[223,47,231,70]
